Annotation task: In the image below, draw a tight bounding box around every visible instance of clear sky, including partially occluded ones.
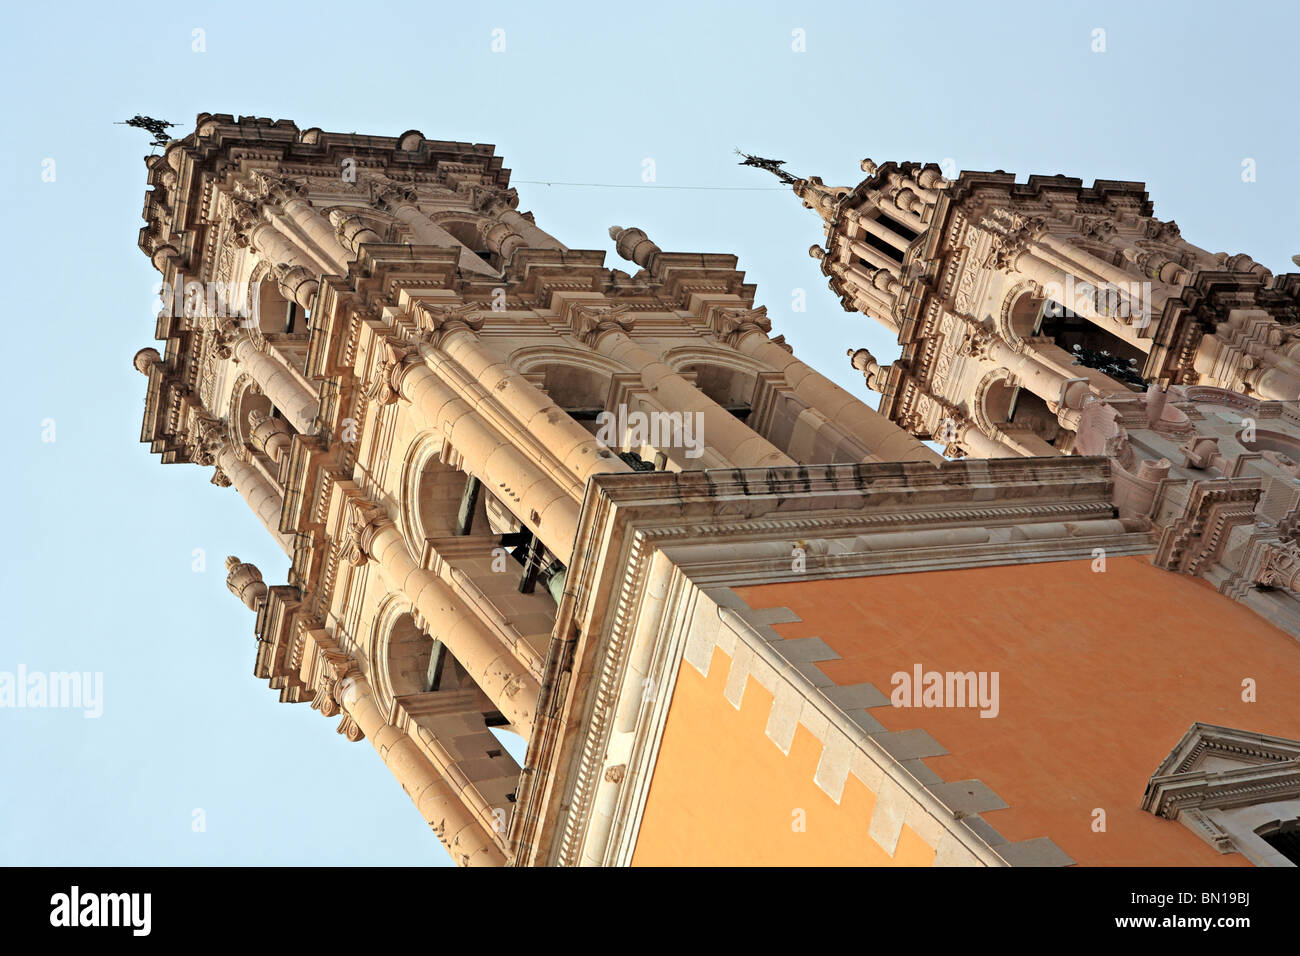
[1,0,1296,866]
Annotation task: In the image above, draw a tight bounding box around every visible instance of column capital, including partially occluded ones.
[414,301,485,347]
[253,170,307,204]
[569,302,635,347]
[713,305,772,347]
[341,498,392,567]
[1254,540,1300,591]
[366,340,416,405]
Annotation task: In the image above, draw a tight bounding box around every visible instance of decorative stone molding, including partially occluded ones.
[980,208,1049,271]
[1153,478,1263,577]
[1142,722,1300,863]
[186,413,226,466]
[1253,540,1300,591]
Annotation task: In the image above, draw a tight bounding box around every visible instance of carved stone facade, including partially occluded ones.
[780,157,1300,635]
[135,117,1300,867]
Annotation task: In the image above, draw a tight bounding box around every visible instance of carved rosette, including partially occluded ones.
[570,303,635,347]
[341,499,388,567]
[714,306,772,347]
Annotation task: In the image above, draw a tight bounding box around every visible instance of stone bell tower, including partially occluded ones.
[137,118,1300,868]
[749,155,1300,460]
[135,115,974,866]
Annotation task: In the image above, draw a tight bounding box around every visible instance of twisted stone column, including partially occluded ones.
[338,674,505,867]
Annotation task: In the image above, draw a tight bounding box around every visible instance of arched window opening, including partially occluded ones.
[1039,300,1146,390]
[1259,820,1300,866]
[681,362,757,422]
[984,380,1070,450]
[1008,290,1046,341]
[540,364,612,435]
[441,220,498,269]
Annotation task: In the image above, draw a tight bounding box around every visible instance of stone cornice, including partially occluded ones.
[513,455,1148,866]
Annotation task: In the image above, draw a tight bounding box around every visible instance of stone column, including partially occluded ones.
[377,186,501,277]
[485,194,567,250]
[247,408,293,464]
[729,321,941,464]
[386,345,584,560]
[258,174,352,273]
[569,306,797,469]
[416,304,632,489]
[1009,249,1152,352]
[215,444,294,554]
[247,220,330,282]
[337,674,505,867]
[229,333,319,435]
[345,506,539,733]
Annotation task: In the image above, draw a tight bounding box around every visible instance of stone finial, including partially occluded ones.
[225,556,268,611]
[848,347,890,392]
[809,245,826,260]
[609,225,661,269]
[1180,436,1223,470]
[859,158,878,175]
[1292,255,1300,269]
[133,347,161,375]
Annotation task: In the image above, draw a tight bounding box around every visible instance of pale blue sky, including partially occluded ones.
[1,1,1295,866]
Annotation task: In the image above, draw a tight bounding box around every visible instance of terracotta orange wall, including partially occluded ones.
[632,555,1300,866]
[631,643,936,866]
